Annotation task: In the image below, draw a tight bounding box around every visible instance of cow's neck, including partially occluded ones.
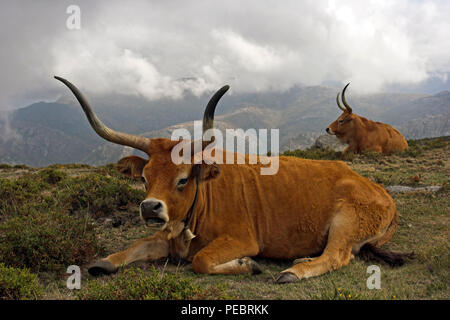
[348,116,365,145]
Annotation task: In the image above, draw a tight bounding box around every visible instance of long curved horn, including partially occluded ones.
[341,82,352,113]
[203,85,230,132]
[201,85,230,148]
[54,76,151,153]
[336,92,346,112]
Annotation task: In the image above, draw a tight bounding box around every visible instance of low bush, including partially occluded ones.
[420,136,449,150]
[0,263,43,300]
[47,164,92,169]
[59,174,145,218]
[283,147,354,161]
[76,267,201,300]
[396,140,424,158]
[0,210,100,272]
[0,175,53,217]
[38,168,67,185]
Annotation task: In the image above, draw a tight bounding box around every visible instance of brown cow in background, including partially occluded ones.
[326,83,408,155]
[55,76,411,283]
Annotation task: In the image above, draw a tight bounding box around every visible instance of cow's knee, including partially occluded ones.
[192,255,214,274]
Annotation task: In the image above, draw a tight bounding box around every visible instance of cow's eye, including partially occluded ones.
[338,119,344,124]
[177,178,188,186]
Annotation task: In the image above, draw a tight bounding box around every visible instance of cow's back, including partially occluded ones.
[359,120,408,154]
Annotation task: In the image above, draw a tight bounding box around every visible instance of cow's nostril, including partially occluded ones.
[326,128,330,133]
[152,202,162,212]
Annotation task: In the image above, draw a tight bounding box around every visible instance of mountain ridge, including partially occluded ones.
[1,86,448,166]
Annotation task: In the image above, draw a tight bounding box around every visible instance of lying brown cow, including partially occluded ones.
[326,83,408,155]
[55,76,410,283]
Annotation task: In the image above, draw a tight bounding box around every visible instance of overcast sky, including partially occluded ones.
[0,0,449,110]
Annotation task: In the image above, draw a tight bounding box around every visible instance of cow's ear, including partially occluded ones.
[117,156,148,179]
[192,163,220,181]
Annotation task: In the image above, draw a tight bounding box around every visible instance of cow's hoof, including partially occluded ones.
[240,257,263,275]
[88,260,117,276]
[248,259,263,275]
[276,272,298,284]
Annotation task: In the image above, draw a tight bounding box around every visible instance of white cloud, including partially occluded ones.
[0,113,22,143]
[1,0,449,109]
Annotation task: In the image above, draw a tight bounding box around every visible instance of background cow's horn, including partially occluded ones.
[201,85,230,149]
[341,82,353,113]
[336,92,346,112]
[54,76,151,154]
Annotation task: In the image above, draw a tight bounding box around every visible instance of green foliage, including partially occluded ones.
[59,174,145,218]
[76,267,201,300]
[0,170,144,219]
[0,164,31,170]
[47,163,92,169]
[0,174,53,217]
[420,136,449,150]
[312,283,362,300]
[360,150,382,161]
[38,168,67,185]
[395,140,424,158]
[0,263,43,300]
[282,147,354,161]
[0,210,100,272]
[397,137,449,158]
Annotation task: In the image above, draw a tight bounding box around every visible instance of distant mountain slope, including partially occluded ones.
[387,91,450,125]
[1,87,448,166]
[0,120,97,166]
[397,112,450,139]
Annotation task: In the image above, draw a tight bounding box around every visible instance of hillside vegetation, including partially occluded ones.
[0,136,448,300]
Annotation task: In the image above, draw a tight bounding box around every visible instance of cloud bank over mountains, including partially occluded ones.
[1,0,449,110]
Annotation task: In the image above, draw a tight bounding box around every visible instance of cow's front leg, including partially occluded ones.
[88,231,170,276]
[192,235,261,275]
[340,146,351,157]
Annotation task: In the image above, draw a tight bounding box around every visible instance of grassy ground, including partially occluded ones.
[0,137,448,300]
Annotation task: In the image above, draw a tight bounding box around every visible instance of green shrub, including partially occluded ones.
[59,174,144,218]
[421,136,449,150]
[76,267,201,300]
[360,150,382,161]
[0,175,52,217]
[283,147,354,161]
[0,210,100,272]
[396,140,424,158]
[13,164,31,170]
[48,163,92,169]
[0,263,43,300]
[38,168,67,185]
[396,137,449,158]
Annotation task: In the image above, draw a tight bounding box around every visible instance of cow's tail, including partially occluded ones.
[357,210,414,267]
[357,243,414,267]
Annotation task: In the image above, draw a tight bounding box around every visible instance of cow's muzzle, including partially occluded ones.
[140,198,169,227]
[326,127,334,135]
